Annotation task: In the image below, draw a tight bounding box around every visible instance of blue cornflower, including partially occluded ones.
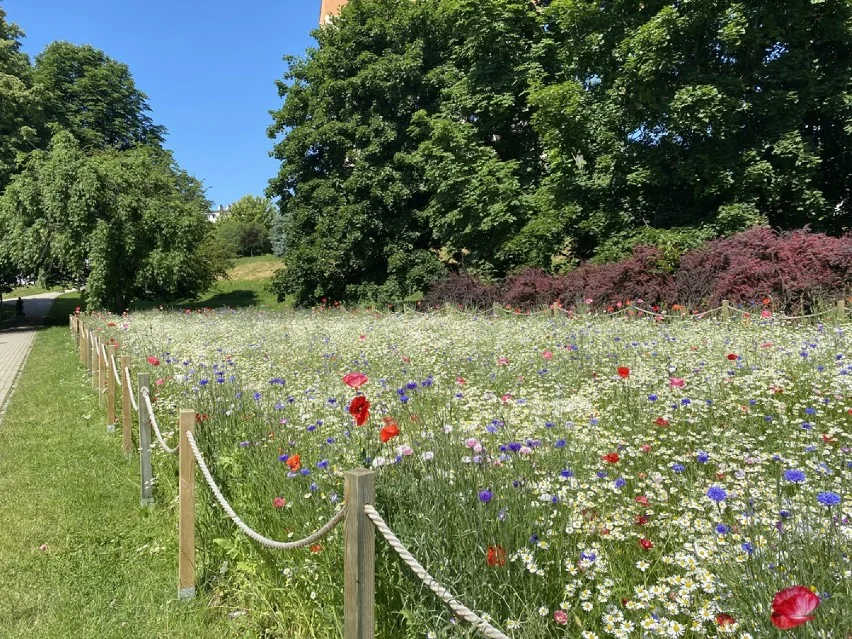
[406,381,418,390]
[325,437,335,445]
[741,542,754,555]
[801,422,813,430]
[596,471,608,479]
[199,378,209,386]
[399,395,410,404]
[508,442,522,452]
[715,523,730,535]
[614,477,626,489]
[316,459,329,469]
[648,394,658,402]
[278,454,289,462]
[707,486,727,503]
[478,489,493,504]
[544,421,555,428]
[783,469,806,484]
[560,469,574,478]
[680,398,691,406]
[696,451,709,464]
[580,551,596,563]
[816,491,841,507]
[554,439,566,449]
[671,463,685,473]
[779,509,791,519]
[805,407,817,415]
[300,468,310,476]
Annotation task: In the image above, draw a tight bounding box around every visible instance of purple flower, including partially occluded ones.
[478,489,493,504]
[707,486,727,503]
[783,469,806,483]
[816,492,841,507]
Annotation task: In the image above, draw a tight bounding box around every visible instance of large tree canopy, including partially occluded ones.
[0,132,226,311]
[268,0,852,305]
[34,41,165,151]
[0,5,39,191]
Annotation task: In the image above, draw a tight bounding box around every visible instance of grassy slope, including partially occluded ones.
[0,294,249,638]
[131,254,285,311]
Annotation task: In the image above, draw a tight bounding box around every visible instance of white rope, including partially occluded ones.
[692,306,723,319]
[141,387,178,454]
[100,343,109,370]
[185,431,345,550]
[125,367,139,412]
[110,355,121,386]
[363,505,511,639]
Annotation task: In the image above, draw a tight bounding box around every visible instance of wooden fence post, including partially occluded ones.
[106,344,116,431]
[344,468,375,639]
[91,332,98,389]
[721,300,730,321]
[121,356,133,456]
[97,338,106,403]
[138,372,154,506]
[838,299,846,321]
[178,409,196,600]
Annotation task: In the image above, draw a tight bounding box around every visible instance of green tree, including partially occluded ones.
[0,4,39,192]
[531,0,852,257]
[225,194,276,228]
[267,0,448,305]
[215,218,271,257]
[33,42,165,151]
[0,131,225,312]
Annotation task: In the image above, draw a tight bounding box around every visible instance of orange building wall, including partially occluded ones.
[320,0,349,24]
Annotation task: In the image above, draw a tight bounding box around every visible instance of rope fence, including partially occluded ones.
[142,387,178,455]
[364,505,510,639]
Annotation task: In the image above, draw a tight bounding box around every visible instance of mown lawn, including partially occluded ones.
[0,294,251,638]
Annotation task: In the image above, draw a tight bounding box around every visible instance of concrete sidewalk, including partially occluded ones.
[0,292,64,416]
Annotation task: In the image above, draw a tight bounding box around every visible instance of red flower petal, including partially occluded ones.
[770,613,815,630]
[343,372,368,389]
[772,586,820,618]
[617,366,630,378]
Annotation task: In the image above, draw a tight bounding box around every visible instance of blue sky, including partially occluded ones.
[4,0,321,207]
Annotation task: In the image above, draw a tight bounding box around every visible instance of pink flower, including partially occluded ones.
[670,377,685,388]
[761,309,772,318]
[553,610,568,625]
[497,356,510,365]
[583,297,593,305]
[343,372,368,389]
[500,394,512,404]
[155,378,165,386]
[272,497,287,508]
[770,586,820,629]
[542,351,553,360]
[146,356,160,366]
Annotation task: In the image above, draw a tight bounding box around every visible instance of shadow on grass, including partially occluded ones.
[130,289,265,312]
[0,293,82,332]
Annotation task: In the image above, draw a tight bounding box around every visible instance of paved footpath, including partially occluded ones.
[0,292,64,416]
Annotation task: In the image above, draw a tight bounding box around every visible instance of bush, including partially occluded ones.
[421,272,496,310]
[423,228,852,313]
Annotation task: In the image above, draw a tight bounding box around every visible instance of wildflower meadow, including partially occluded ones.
[93,308,851,638]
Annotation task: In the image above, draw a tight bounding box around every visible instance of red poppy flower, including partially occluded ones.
[286,454,301,472]
[727,353,738,361]
[602,452,620,463]
[147,356,160,366]
[770,586,820,629]
[272,497,286,508]
[195,413,208,423]
[635,495,650,507]
[348,396,370,426]
[486,545,506,567]
[343,372,368,389]
[310,543,323,553]
[107,322,116,327]
[617,366,630,379]
[635,514,649,526]
[379,421,400,444]
[638,538,654,550]
[716,614,736,627]
[655,417,669,427]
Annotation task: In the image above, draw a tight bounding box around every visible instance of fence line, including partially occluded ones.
[184,431,345,550]
[364,504,510,639]
[125,366,139,412]
[111,354,121,386]
[142,387,178,455]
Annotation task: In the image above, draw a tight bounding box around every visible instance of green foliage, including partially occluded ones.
[269,0,852,303]
[33,41,165,151]
[0,132,225,311]
[0,5,39,192]
[224,194,276,228]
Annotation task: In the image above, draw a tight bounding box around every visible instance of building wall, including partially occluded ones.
[320,0,349,24]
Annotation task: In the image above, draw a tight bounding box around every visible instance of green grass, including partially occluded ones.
[6,283,66,298]
[0,294,250,638]
[130,254,286,311]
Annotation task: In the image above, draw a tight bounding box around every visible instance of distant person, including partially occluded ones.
[15,297,24,316]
